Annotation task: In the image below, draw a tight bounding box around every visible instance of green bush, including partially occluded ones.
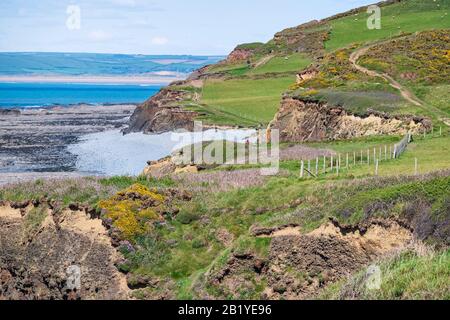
[176,211,200,225]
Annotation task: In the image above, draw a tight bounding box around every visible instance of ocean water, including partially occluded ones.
[0,52,231,177]
[0,83,161,108]
[0,52,223,76]
[0,52,224,108]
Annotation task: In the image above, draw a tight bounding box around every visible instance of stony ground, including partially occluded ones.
[0,104,135,183]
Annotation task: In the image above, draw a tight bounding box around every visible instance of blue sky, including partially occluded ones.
[0,0,376,55]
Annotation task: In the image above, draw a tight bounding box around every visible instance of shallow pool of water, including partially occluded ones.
[68,129,256,176]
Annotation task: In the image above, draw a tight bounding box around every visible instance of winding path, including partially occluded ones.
[350,46,422,106]
[253,54,275,69]
[350,44,449,126]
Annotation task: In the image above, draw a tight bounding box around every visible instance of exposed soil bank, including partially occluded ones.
[0,203,129,300]
[270,97,431,142]
[206,218,415,300]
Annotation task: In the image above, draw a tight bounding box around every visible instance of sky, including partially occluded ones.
[0,0,376,55]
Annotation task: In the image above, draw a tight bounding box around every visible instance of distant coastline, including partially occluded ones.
[0,74,185,85]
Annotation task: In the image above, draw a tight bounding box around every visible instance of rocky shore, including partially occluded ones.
[0,104,135,184]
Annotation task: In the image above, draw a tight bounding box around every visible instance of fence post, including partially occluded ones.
[375,159,379,176]
[367,149,370,165]
[393,145,397,159]
[323,156,326,174]
[346,153,349,170]
[353,151,356,166]
[336,158,339,176]
[300,160,304,178]
[360,150,363,165]
[373,148,376,162]
[314,157,318,176]
[331,156,334,171]
[308,160,311,176]
[379,147,382,161]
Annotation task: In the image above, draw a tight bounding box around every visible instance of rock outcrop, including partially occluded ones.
[273,21,329,56]
[226,48,254,63]
[142,156,202,179]
[0,109,20,116]
[270,97,431,142]
[124,87,198,134]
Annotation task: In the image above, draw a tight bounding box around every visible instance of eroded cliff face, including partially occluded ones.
[226,48,254,63]
[124,87,198,134]
[270,97,431,142]
[0,202,129,300]
[202,217,414,300]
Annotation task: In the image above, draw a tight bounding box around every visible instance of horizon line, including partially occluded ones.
[0,51,228,57]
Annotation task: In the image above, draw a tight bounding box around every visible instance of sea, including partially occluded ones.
[0,52,259,178]
[0,83,161,108]
[0,52,223,108]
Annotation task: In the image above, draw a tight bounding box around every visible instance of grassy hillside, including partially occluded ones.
[2,0,449,301]
[75,0,450,299]
[2,141,449,299]
[326,0,450,51]
[320,249,450,300]
[190,0,450,128]
[358,29,450,121]
[200,76,296,126]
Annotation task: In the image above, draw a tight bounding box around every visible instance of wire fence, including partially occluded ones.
[299,127,445,179]
[393,133,411,159]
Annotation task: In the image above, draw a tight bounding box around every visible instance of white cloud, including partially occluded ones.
[151,36,168,45]
[88,30,112,42]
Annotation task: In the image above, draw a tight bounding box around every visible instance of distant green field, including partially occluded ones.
[326,0,450,51]
[201,76,295,125]
[249,53,312,75]
[305,135,450,178]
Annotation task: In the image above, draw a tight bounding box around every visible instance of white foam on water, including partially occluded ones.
[68,129,256,176]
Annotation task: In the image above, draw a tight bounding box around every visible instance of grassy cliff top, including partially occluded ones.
[168,0,450,128]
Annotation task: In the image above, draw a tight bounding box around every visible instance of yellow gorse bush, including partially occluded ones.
[98,184,166,240]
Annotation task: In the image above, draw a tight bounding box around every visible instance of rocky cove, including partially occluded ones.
[0,104,134,184]
[0,104,257,184]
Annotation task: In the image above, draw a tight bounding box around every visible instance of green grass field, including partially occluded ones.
[200,76,295,126]
[249,53,311,75]
[326,0,450,51]
[331,135,450,178]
